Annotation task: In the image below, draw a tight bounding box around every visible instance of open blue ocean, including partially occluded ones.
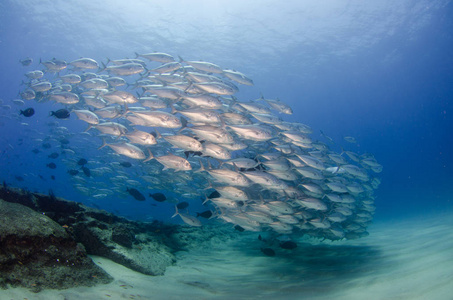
[0,1,452,299]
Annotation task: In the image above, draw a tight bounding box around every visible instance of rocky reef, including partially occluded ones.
[0,199,112,292]
[0,184,238,292]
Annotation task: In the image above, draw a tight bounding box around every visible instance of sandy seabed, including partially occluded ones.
[2,211,453,300]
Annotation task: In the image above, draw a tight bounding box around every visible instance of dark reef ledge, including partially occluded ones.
[0,185,237,292]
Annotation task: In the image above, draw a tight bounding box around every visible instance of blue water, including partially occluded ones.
[0,0,452,225]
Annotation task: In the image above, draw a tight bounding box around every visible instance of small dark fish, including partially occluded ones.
[77,158,88,166]
[149,192,166,202]
[127,187,145,201]
[20,107,35,117]
[67,169,79,176]
[50,175,55,180]
[280,241,297,250]
[48,152,59,159]
[39,175,45,180]
[196,210,213,219]
[20,57,33,66]
[119,161,132,168]
[50,109,70,119]
[258,234,262,241]
[208,190,221,199]
[32,148,40,154]
[46,162,57,169]
[42,142,51,149]
[82,166,91,177]
[261,248,276,257]
[176,201,189,210]
[15,176,24,182]
[60,138,70,145]
[234,225,245,232]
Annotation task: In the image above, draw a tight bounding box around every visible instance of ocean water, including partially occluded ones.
[0,0,452,299]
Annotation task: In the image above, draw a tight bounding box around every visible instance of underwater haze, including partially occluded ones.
[0,0,453,298]
[1,0,451,219]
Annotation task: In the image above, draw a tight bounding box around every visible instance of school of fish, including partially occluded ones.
[15,53,382,240]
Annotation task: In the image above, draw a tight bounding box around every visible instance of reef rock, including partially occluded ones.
[0,199,112,292]
[0,186,177,276]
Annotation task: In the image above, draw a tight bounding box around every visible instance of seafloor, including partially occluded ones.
[1,197,452,300]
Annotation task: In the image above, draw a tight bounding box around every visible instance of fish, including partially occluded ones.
[20,108,35,117]
[102,62,145,76]
[164,135,203,152]
[196,210,213,219]
[50,109,70,119]
[40,58,67,72]
[125,130,157,145]
[135,52,175,63]
[25,70,44,79]
[102,90,138,104]
[176,201,189,210]
[172,206,202,227]
[149,193,166,202]
[77,158,88,166]
[130,111,182,128]
[344,136,357,143]
[179,56,223,74]
[60,74,82,84]
[279,241,297,250]
[48,92,79,104]
[119,161,132,168]
[20,57,33,66]
[67,169,79,176]
[73,110,99,124]
[99,139,149,160]
[227,125,273,141]
[149,62,181,74]
[12,50,381,242]
[69,57,99,69]
[82,166,91,177]
[222,69,254,86]
[260,248,276,257]
[127,187,145,201]
[46,162,57,169]
[147,152,191,171]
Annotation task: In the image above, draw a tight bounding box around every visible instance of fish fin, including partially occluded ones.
[202,193,210,205]
[208,210,217,220]
[154,129,162,139]
[195,158,205,173]
[98,138,108,150]
[98,61,107,73]
[143,149,154,162]
[171,205,179,218]
[178,55,184,63]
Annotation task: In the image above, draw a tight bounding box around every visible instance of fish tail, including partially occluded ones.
[154,129,162,140]
[195,158,205,173]
[143,149,154,162]
[98,138,108,150]
[202,193,210,205]
[171,205,179,218]
[98,61,107,73]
